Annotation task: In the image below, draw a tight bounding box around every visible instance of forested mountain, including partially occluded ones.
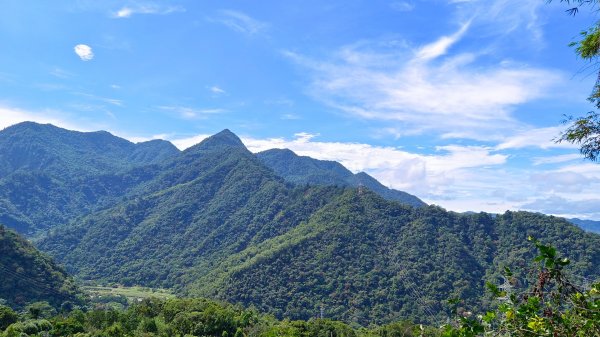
[0,224,83,308]
[35,128,600,325]
[190,191,600,325]
[0,123,420,235]
[39,130,343,290]
[2,122,599,326]
[569,218,600,234]
[0,122,179,234]
[257,149,426,207]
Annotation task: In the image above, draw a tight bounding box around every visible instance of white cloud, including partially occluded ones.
[522,195,600,219]
[415,21,470,61]
[284,25,561,139]
[210,86,226,94]
[49,67,74,79]
[240,133,507,198]
[450,0,545,43]
[159,106,226,119]
[213,10,267,36]
[112,4,184,18]
[74,44,94,61]
[170,134,211,150]
[532,153,583,165]
[0,105,85,132]
[496,126,577,150]
[72,92,123,106]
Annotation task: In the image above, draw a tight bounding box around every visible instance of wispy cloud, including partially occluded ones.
[0,105,86,132]
[212,10,268,36]
[49,67,74,79]
[73,92,123,106]
[112,3,185,18]
[532,153,583,166]
[284,25,561,139]
[449,0,545,42]
[496,126,577,150]
[74,44,94,61]
[159,106,226,119]
[522,195,600,219]
[415,21,470,61]
[210,86,226,94]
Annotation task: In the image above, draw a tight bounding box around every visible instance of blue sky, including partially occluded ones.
[1,0,599,219]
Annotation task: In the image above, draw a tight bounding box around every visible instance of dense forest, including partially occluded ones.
[0,122,598,329]
[0,225,83,309]
[0,239,597,336]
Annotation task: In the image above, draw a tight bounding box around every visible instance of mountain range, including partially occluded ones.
[0,122,598,325]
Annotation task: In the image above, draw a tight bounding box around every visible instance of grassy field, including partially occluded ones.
[83,285,176,303]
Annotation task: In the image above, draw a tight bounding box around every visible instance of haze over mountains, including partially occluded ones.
[0,122,599,325]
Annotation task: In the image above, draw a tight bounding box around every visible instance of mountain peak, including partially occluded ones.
[188,129,246,152]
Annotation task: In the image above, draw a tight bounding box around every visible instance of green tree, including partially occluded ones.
[442,237,600,336]
[550,0,600,161]
[0,305,17,331]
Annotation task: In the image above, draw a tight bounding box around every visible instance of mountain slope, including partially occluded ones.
[5,123,598,326]
[257,148,426,207]
[0,122,179,234]
[39,130,343,291]
[191,191,600,325]
[569,218,600,234]
[0,224,83,308]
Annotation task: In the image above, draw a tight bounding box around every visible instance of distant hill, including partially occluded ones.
[0,224,83,308]
[257,148,426,207]
[569,218,600,234]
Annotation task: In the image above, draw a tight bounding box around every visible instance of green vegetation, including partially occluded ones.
[257,148,426,207]
[549,1,600,161]
[0,296,438,337]
[1,240,596,336]
[1,122,598,327]
[0,122,178,235]
[0,225,83,309]
[442,237,600,336]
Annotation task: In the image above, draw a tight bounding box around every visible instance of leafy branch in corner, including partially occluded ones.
[442,236,600,336]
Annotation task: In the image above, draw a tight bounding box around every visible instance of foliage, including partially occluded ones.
[549,0,600,161]
[558,111,600,161]
[442,238,600,336]
[0,296,445,337]
[191,193,600,326]
[2,123,598,327]
[0,306,17,331]
[0,297,405,337]
[0,122,178,235]
[0,225,83,309]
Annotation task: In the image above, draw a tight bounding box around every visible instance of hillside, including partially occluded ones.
[189,191,600,325]
[257,148,426,207]
[0,224,83,308]
[0,122,422,235]
[0,123,179,235]
[38,130,344,290]
[37,130,600,325]
[2,122,598,325]
[569,218,600,234]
